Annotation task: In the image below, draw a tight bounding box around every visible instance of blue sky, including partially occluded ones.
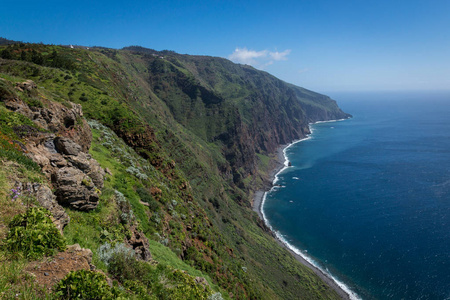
[1,0,449,93]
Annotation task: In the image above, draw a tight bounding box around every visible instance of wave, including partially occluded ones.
[273,135,311,185]
[313,118,349,124]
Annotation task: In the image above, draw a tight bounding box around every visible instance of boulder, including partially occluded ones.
[65,151,105,189]
[54,167,100,211]
[15,80,37,91]
[67,243,94,266]
[54,137,82,156]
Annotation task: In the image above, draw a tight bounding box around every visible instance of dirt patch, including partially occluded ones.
[24,244,93,291]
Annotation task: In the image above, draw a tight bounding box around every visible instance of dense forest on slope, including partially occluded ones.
[0,42,349,299]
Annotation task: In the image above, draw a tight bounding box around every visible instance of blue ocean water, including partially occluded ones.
[263,92,450,300]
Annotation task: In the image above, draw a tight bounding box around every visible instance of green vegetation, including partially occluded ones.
[54,270,117,299]
[106,250,214,299]
[0,106,42,172]
[0,42,348,299]
[3,207,66,259]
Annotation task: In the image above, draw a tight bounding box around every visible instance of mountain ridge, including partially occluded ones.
[0,41,349,299]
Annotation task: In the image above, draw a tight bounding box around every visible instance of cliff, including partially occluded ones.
[0,42,349,299]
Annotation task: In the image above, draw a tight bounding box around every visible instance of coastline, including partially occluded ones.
[252,120,356,300]
[252,145,285,220]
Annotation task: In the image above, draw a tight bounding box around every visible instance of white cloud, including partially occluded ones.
[228,48,268,65]
[269,49,291,61]
[228,47,291,69]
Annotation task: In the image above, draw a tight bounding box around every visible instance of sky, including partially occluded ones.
[1,0,450,93]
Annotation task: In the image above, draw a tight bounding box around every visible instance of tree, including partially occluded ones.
[20,50,27,61]
[1,48,13,59]
[31,50,44,65]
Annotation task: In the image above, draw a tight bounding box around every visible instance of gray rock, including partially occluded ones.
[85,159,105,189]
[195,276,209,288]
[43,138,58,153]
[67,244,93,266]
[54,167,100,211]
[54,137,82,156]
[34,184,70,233]
[65,152,105,189]
[66,152,91,170]
[67,244,82,252]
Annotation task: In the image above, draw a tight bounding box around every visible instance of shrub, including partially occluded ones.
[4,207,66,259]
[24,98,43,108]
[107,251,213,299]
[208,292,224,300]
[54,269,116,299]
[107,247,144,282]
[136,187,159,211]
[126,166,148,180]
[98,242,134,267]
[123,280,154,299]
[166,269,213,300]
[0,79,16,101]
[114,190,135,224]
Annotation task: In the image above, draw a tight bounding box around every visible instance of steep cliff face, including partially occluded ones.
[121,48,350,186]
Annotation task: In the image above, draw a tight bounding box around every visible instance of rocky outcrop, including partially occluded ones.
[4,84,104,211]
[15,80,37,92]
[4,83,92,152]
[53,165,102,211]
[22,132,104,211]
[27,134,104,211]
[126,225,152,261]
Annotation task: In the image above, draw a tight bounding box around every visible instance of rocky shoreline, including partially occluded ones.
[252,143,352,300]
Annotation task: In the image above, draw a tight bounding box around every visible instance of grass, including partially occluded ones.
[148,239,227,296]
[63,191,127,271]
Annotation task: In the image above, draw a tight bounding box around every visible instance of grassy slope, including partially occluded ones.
[0,43,343,299]
[0,77,223,299]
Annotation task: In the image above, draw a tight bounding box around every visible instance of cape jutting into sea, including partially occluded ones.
[262,91,450,300]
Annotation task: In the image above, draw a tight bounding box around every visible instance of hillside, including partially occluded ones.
[0,42,349,299]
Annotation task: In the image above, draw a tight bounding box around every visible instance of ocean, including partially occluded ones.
[262,91,450,299]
